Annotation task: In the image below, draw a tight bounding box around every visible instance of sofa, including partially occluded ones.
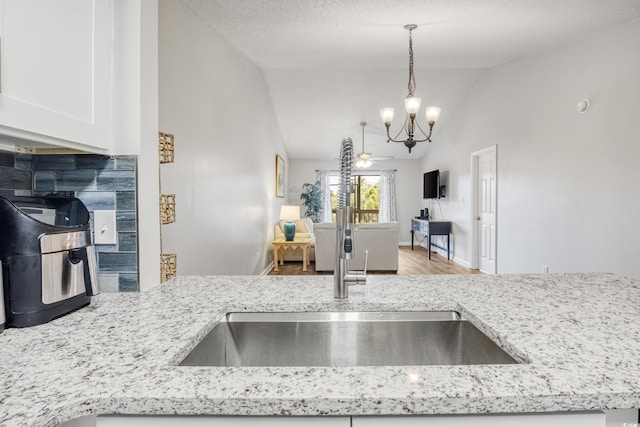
[273,217,316,261]
[313,222,399,272]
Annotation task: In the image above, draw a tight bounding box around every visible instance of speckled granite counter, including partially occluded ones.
[1,273,640,426]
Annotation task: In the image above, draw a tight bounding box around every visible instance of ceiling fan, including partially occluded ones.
[354,121,392,168]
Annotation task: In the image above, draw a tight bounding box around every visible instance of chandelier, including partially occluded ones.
[380,24,441,153]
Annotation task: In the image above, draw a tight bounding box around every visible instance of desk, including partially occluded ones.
[272,238,311,271]
[411,218,452,260]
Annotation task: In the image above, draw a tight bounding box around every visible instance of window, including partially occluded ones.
[329,174,380,223]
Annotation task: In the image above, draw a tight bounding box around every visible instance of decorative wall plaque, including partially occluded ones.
[159,132,175,164]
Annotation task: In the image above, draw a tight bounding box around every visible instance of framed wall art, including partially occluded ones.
[275,154,285,198]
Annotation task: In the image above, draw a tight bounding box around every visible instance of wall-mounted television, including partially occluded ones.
[423,169,440,199]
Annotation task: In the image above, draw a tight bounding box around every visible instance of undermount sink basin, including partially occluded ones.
[179,311,518,367]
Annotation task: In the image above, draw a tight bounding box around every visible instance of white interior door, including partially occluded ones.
[471,146,497,273]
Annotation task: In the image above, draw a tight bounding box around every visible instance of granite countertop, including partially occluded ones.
[1,273,640,426]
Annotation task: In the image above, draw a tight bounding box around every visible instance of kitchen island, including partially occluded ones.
[1,273,639,426]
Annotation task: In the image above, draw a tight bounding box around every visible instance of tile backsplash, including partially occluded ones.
[0,152,138,292]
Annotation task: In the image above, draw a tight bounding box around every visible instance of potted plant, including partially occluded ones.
[300,181,323,223]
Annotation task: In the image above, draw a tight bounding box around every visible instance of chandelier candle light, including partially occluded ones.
[280,205,300,241]
[380,24,441,153]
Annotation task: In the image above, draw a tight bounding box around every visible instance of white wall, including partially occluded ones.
[112,0,160,290]
[421,20,640,277]
[159,0,288,275]
[137,0,161,289]
[289,159,422,244]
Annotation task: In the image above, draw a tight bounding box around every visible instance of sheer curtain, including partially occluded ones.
[316,170,333,223]
[379,170,397,222]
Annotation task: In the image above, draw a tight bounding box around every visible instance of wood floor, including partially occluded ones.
[268,245,480,275]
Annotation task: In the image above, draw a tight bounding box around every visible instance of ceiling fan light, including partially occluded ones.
[355,158,372,169]
[356,121,373,168]
[425,106,441,123]
[380,108,395,125]
[405,96,421,115]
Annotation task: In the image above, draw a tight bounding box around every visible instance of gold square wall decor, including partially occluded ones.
[160,194,176,224]
[275,154,285,198]
[160,253,177,282]
[159,132,175,164]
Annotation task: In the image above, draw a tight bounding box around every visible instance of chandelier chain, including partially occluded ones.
[407,28,416,97]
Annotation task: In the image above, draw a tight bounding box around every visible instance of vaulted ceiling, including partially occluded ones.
[177,0,640,160]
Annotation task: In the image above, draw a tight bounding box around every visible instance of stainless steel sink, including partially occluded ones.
[179,311,518,367]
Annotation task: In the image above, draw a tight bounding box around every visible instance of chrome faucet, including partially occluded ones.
[334,137,367,299]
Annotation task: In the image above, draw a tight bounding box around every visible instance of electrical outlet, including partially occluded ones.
[542,265,549,274]
[94,210,117,245]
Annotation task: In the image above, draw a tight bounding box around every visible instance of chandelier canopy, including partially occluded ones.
[380,24,441,153]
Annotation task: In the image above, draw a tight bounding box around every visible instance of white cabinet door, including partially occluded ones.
[352,412,605,427]
[0,0,112,152]
[97,416,351,427]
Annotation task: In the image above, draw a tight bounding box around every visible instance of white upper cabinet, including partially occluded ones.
[0,0,112,153]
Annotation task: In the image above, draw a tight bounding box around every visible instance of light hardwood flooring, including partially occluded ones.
[268,245,480,275]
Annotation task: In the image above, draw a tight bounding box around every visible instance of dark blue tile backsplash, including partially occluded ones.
[32,154,76,170]
[54,170,98,191]
[116,191,136,210]
[0,163,32,191]
[97,252,138,273]
[75,191,117,210]
[0,153,15,167]
[0,153,138,292]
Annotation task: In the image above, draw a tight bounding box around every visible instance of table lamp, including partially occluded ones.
[280,205,300,241]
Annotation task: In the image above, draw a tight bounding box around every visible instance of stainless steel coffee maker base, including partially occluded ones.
[40,251,87,304]
[39,231,98,305]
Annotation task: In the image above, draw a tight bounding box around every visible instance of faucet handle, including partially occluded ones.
[344,249,368,286]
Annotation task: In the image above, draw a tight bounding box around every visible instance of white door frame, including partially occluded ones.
[470,145,497,272]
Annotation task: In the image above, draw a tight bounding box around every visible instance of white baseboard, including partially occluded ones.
[411,241,472,270]
[260,261,275,276]
[453,257,471,268]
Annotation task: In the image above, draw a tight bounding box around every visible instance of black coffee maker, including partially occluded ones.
[0,262,4,332]
[0,196,99,327]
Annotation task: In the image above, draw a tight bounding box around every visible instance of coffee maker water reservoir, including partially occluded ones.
[0,196,99,327]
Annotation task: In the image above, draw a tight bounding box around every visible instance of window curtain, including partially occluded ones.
[379,170,397,222]
[316,170,333,223]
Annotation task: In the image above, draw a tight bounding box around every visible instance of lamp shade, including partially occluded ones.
[405,96,421,115]
[380,108,395,125]
[279,205,300,221]
[425,106,441,123]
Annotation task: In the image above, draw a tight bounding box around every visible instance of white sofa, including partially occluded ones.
[273,217,316,261]
[313,222,399,272]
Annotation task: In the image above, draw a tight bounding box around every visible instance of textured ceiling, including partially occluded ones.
[176,0,640,159]
[177,0,640,68]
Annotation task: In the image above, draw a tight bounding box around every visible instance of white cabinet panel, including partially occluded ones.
[97,416,351,427]
[353,412,605,427]
[0,0,112,152]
